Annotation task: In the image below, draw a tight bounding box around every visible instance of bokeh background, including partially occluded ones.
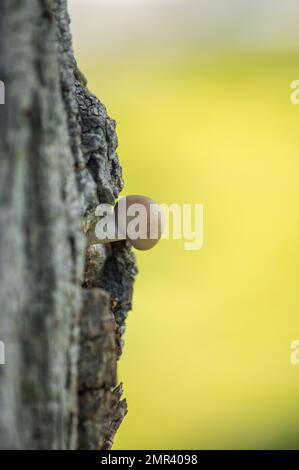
[69,0,299,449]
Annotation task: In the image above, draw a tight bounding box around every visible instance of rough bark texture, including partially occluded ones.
[0,0,136,449]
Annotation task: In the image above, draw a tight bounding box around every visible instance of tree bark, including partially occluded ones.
[0,0,136,450]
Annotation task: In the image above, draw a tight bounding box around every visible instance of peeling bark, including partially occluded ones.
[0,0,136,449]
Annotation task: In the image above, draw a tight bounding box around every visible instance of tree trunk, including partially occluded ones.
[0,0,136,450]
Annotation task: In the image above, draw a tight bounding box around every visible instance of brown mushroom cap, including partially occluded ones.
[115,195,164,250]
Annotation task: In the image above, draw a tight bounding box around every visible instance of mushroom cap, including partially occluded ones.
[115,195,164,250]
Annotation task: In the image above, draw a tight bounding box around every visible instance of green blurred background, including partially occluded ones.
[69,0,299,449]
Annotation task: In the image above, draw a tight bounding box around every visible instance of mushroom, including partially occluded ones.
[87,195,164,251]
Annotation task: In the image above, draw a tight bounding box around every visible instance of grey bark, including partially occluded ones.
[0,0,136,450]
